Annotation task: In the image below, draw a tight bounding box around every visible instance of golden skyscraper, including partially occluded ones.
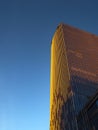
[50,24,98,130]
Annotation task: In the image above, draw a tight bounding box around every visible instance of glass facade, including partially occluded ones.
[50,24,98,130]
[77,92,98,130]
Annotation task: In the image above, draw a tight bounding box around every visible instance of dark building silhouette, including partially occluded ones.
[77,91,98,130]
[50,24,98,130]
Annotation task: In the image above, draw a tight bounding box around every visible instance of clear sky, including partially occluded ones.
[0,0,98,130]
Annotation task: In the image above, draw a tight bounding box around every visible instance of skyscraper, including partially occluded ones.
[50,24,98,130]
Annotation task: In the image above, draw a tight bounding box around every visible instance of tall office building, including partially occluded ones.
[50,24,98,130]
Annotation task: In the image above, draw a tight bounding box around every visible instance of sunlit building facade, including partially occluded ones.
[50,24,98,130]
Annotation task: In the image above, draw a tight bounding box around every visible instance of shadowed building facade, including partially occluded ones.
[50,24,98,130]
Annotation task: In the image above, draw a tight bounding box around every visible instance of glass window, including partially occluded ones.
[96,100,98,107]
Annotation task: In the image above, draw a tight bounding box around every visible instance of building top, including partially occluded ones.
[53,23,98,82]
[57,23,98,38]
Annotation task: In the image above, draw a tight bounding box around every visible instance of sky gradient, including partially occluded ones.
[0,0,98,130]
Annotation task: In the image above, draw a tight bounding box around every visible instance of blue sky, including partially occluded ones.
[0,0,98,130]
